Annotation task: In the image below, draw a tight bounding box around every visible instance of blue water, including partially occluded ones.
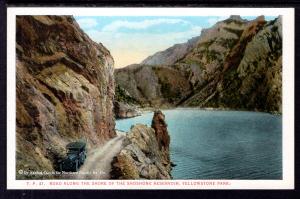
[116,109,282,179]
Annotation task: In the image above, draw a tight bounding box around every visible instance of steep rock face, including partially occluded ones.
[183,16,282,113]
[111,111,171,179]
[16,16,116,179]
[175,15,249,88]
[141,36,200,66]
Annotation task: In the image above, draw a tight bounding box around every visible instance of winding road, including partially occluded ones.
[75,134,125,179]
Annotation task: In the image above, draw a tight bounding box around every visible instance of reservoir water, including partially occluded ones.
[115,109,282,179]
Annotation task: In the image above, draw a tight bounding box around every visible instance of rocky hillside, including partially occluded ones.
[16,16,116,179]
[111,111,171,179]
[113,85,141,119]
[180,16,282,113]
[115,15,282,113]
[141,36,200,66]
[115,65,192,107]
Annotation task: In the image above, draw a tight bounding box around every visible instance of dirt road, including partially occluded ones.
[75,134,125,179]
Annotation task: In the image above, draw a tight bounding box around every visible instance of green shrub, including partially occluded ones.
[115,85,138,104]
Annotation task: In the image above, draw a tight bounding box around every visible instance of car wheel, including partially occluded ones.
[59,163,62,172]
[75,160,79,172]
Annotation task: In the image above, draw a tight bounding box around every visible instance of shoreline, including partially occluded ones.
[115,107,281,122]
[136,106,282,116]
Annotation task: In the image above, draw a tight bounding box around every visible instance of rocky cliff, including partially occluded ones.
[16,16,116,179]
[115,15,282,113]
[111,111,171,179]
[181,16,282,113]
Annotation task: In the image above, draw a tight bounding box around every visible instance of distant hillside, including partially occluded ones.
[115,15,282,113]
[115,64,191,107]
[141,36,200,66]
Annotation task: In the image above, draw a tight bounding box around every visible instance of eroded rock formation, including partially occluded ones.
[16,16,116,179]
[151,110,170,164]
[111,111,171,179]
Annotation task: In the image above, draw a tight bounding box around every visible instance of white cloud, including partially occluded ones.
[86,25,202,68]
[102,18,190,32]
[76,18,98,29]
[207,16,229,26]
[75,17,204,68]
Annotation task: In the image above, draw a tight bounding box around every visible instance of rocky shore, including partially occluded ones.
[114,101,141,119]
[110,110,172,179]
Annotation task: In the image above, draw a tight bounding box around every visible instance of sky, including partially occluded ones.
[74,16,277,68]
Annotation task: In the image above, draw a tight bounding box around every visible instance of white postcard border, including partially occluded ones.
[7,7,295,190]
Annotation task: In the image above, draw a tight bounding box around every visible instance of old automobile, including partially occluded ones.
[59,141,87,172]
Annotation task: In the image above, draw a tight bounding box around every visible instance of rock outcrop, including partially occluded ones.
[16,16,116,179]
[151,110,171,168]
[110,111,171,179]
[114,101,141,119]
[115,16,282,113]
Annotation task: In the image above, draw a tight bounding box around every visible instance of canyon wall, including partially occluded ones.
[16,16,116,179]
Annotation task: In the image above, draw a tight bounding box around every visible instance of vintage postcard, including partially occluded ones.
[7,7,294,189]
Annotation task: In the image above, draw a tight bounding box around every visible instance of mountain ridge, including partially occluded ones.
[141,36,200,66]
